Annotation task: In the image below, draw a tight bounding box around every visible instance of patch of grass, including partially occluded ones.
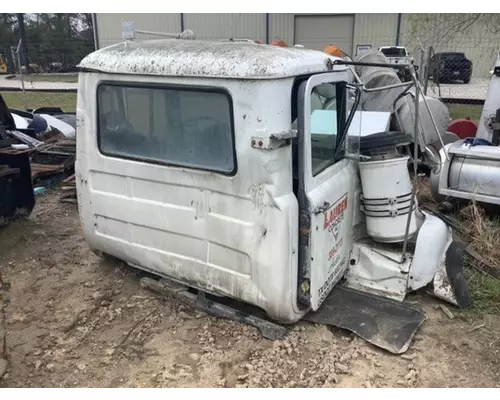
[447,103,483,123]
[2,91,76,112]
[414,176,437,207]
[459,203,500,267]
[14,74,78,83]
[464,267,500,315]
[456,202,500,315]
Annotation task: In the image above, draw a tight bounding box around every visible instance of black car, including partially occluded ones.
[429,52,473,84]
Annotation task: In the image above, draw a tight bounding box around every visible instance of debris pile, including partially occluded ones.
[59,174,77,204]
[31,138,76,190]
[0,92,78,226]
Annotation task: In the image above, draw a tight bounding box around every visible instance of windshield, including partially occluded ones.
[442,53,466,61]
[380,47,407,57]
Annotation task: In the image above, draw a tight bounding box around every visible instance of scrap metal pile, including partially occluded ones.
[0,92,77,227]
[59,174,77,204]
[361,48,500,284]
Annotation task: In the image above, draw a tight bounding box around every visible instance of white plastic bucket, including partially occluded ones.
[359,156,417,243]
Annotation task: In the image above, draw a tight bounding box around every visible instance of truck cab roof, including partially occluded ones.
[77,39,346,80]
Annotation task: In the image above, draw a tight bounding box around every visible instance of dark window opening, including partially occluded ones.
[96,82,236,175]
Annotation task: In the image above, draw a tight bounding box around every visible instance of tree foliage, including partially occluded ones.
[406,13,500,49]
[0,13,94,71]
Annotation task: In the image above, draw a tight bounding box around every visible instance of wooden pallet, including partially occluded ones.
[59,174,77,204]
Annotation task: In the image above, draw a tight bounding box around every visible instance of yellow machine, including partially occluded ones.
[0,57,7,74]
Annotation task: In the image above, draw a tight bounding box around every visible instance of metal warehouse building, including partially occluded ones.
[93,14,404,56]
[93,13,500,78]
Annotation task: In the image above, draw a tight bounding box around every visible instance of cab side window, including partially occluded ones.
[309,82,357,176]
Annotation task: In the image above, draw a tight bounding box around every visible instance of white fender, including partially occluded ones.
[409,211,453,291]
[38,114,76,138]
[11,113,28,129]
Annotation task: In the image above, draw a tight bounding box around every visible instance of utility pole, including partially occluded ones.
[16,13,29,70]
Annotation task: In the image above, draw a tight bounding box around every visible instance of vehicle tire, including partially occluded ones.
[463,76,471,84]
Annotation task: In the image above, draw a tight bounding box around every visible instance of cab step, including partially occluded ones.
[140,276,289,341]
[140,276,424,354]
[303,285,425,354]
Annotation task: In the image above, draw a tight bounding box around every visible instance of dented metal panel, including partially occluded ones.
[77,71,305,322]
[78,39,344,80]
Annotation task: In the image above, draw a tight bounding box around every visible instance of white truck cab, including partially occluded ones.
[76,39,469,352]
[77,39,362,323]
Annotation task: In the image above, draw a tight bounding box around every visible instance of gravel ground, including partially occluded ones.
[0,191,499,388]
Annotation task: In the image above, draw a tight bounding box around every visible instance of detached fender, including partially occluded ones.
[409,212,472,308]
[410,212,453,290]
[440,241,472,308]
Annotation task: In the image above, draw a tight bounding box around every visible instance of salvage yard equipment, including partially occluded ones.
[30,139,76,185]
[431,51,500,207]
[0,92,78,227]
[0,150,35,227]
[76,39,470,354]
[0,94,35,227]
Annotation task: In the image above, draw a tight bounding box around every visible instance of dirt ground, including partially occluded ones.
[1,191,500,388]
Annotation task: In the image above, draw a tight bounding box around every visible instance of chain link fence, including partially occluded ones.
[415,43,491,125]
[0,32,493,123]
[1,37,82,113]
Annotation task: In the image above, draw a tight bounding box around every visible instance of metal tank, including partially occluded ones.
[354,50,451,150]
[394,90,451,149]
[430,140,500,205]
[355,50,408,112]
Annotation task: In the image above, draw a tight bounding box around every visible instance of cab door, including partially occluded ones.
[296,72,359,311]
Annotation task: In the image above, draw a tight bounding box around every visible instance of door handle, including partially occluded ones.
[314,202,331,215]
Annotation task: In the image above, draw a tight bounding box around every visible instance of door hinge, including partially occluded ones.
[314,201,331,215]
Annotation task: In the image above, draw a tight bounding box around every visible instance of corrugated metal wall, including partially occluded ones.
[268,14,294,45]
[353,14,399,55]
[294,14,355,52]
[183,14,266,42]
[94,13,498,78]
[96,13,398,53]
[96,13,181,48]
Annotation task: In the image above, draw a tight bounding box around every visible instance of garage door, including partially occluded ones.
[294,14,354,55]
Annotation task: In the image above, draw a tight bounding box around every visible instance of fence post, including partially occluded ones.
[15,39,27,110]
[423,46,432,96]
[419,49,425,85]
